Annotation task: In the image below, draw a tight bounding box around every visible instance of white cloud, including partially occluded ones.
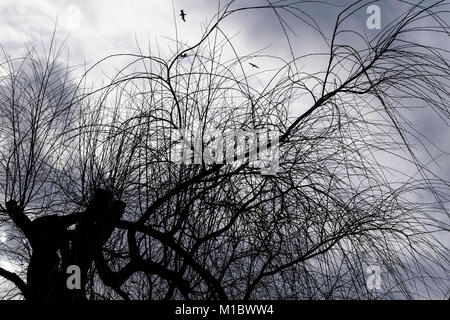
[0,25,29,43]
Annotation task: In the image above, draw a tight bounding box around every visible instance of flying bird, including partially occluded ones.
[180,10,187,22]
[249,63,259,69]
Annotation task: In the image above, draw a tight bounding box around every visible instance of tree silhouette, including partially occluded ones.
[0,0,449,300]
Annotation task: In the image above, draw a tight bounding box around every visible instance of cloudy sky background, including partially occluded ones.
[0,0,448,297]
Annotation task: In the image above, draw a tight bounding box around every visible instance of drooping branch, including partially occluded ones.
[0,266,27,297]
[95,253,191,299]
[117,220,228,300]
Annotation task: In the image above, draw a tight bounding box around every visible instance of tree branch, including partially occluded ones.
[0,266,27,297]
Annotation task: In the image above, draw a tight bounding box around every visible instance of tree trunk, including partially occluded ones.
[7,189,125,300]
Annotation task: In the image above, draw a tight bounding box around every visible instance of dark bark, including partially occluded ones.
[6,189,125,300]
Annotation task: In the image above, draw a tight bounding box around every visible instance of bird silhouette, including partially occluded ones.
[180,10,187,22]
[249,63,259,69]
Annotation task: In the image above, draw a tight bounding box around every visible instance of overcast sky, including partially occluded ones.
[0,1,355,67]
[1,0,444,206]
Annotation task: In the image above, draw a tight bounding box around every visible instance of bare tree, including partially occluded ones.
[0,0,449,300]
